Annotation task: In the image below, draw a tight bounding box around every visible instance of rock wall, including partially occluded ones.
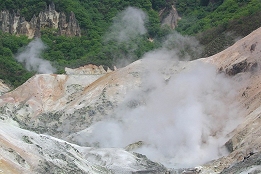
[0,3,81,38]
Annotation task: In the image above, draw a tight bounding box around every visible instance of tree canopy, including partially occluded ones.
[0,0,261,88]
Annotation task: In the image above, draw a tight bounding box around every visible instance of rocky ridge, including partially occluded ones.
[0,2,81,38]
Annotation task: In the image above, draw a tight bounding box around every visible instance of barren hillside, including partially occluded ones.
[1,27,261,173]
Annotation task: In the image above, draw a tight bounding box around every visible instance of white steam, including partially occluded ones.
[72,7,242,169]
[163,31,203,60]
[103,6,148,67]
[15,38,56,74]
[105,7,147,43]
[103,6,203,68]
[73,50,242,168]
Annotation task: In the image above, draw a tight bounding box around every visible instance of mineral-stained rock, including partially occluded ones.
[224,59,258,76]
[0,122,168,174]
[220,152,261,174]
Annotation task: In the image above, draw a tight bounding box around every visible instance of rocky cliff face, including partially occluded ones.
[0,3,81,38]
[159,5,181,29]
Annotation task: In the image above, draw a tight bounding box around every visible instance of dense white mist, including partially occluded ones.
[105,7,147,43]
[73,50,242,168]
[15,38,56,74]
[103,6,148,67]
[73,7,242,169]
[163,31,203,60]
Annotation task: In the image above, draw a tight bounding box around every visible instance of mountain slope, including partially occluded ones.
[1,26,261,174]
[200,26,261,173]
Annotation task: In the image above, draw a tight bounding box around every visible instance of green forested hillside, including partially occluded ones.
[0,0,167,87]
[175,0,261,57]
[0,0,261,88]
[176,0,261,35]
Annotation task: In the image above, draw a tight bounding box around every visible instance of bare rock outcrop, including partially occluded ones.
[0,80,10,96]
[159,5,181,29]
[65,64,114,75]
[0,3,81,38]
[57,11,81,37]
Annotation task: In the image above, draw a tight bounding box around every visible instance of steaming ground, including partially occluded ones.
[15,38,56,74]
[12,6,243,169]
[70,49,243,168]
[67,7,243,168]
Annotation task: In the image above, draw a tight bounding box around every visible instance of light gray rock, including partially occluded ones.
[0,2,81,38]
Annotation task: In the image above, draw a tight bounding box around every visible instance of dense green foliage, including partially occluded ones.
[173,0,261,57]
[176,0,261,35]
[0,31,33,87]
[18,0,164,65]
[0,0,261,88]
[0,0,168,87]
[174,0,261,57]
[197,10,261,57]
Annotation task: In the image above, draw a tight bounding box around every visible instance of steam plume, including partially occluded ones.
[72,50,242,168]
[105,6,147,43]
[163,31,203,60]
[72,7,242,169]
[103,7,148,67]
[15,38,56,74]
